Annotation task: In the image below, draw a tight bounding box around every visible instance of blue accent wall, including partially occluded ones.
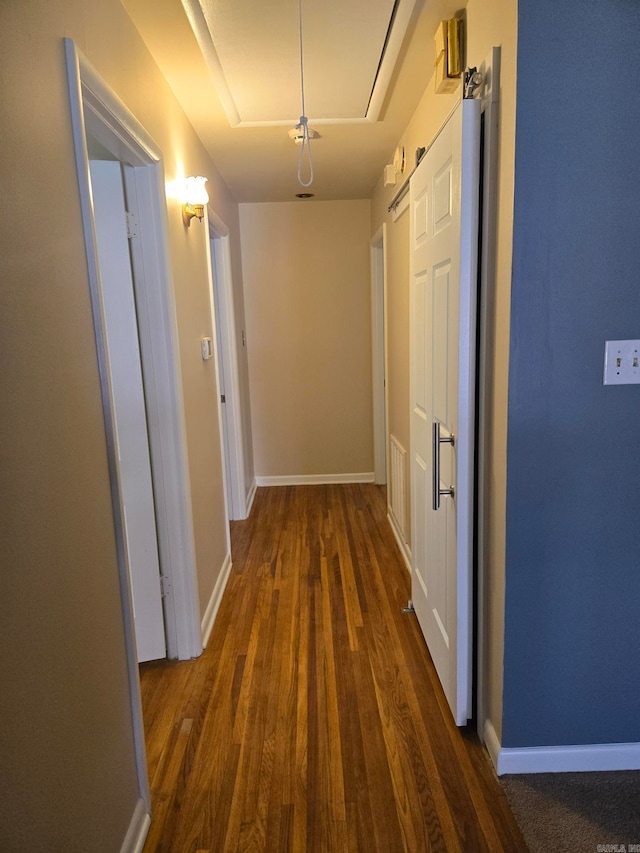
[503,0,640,747]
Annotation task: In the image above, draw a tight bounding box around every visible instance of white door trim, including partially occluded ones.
[370,224,389,486]
[65,34,203,807]
[205,210,248,520]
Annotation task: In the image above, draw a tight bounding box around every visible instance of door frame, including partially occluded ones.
[65,36,203,807]
[205,209,248,520]
[475,47,501,741]
[370,224,389,486]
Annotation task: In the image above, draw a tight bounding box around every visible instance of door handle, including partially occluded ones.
[433,421,455,511]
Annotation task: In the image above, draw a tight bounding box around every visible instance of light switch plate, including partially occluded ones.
[603,340,640,385]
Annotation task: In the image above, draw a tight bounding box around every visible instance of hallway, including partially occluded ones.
[140,484,525,851]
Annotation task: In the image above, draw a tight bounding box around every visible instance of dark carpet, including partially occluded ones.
[501,771,640,852]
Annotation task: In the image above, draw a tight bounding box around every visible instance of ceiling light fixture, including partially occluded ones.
[293,0,313,187]
[288,126,320,145]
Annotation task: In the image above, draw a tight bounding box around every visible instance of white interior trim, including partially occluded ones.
[255,473,375,487]
[119,798,150,853]
[206,210,248,520]
[66,38,150,813]
[180,0,242,126]
[484,720,640,776]
[366,0,422,122]
[201,552,233,648]
[370,224,389,486]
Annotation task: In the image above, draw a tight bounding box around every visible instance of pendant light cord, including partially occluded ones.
[296,0,314,187]
[298,0,306,119]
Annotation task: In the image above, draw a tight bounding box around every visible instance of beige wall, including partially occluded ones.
[371,0,517,739]
[240,201,373,479]
[0,0,245,846]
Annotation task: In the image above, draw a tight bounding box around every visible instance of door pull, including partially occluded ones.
[433,421,455,511]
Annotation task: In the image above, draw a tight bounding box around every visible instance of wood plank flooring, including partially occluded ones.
[140,484,526,852]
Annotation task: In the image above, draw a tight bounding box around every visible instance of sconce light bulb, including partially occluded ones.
[183,176,209,227]
[185,175,209,205]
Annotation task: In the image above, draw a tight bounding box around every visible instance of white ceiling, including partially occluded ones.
[123,0,462,202]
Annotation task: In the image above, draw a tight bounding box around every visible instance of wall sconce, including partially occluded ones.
[182,176,209,227]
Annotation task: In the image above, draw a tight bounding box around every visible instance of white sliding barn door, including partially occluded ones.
[90,159,166,663]
[409,99,481,725]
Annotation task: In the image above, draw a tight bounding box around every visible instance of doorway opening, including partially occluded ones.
[206,211,250,521]
[370,224,388,488]
[89,157,166,664]
[65,38,203,825]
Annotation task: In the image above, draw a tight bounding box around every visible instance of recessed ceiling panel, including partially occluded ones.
[184,0,400,125]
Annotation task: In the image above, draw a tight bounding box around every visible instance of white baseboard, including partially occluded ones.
[119,798,150,853]
[255,472,375,487]
[387,510,412,574]
[201,552,232,648]
[484,719,640,775]
[245,478,257,517]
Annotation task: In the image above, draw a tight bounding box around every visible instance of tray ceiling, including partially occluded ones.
[123,0,463,201]
[181,0,415,126]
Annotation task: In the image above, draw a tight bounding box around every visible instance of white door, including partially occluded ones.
[89,159,166,662]
[371,230,387,485]
[210,245,235,514]
[409,99,481,725]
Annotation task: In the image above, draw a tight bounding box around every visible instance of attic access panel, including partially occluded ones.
[181,0,420,126]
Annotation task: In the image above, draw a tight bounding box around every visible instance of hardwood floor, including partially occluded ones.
[140,484,526,852]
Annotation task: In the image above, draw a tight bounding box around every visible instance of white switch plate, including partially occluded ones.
[603,340,640,385]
